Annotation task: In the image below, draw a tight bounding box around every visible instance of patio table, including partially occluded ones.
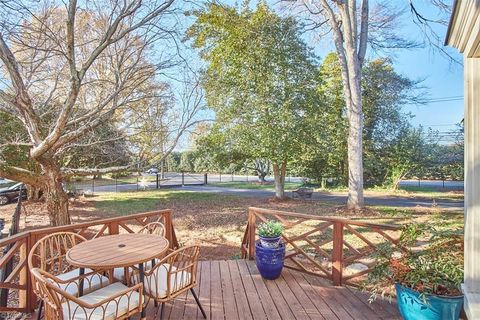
[66,233,169,320]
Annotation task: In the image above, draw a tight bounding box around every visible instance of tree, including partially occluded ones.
[0,1,178,225]
[286,0,442,209]
[383,127,428,189]
[361,58,423,186]
[125,75,206,177]
[294,53,422,187]
[187,2,319,198]
[288,0,371,209]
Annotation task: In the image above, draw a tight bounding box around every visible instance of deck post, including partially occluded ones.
[109,222,119,235]
[332,221,343,286]
[248,209,256,259]
[19,239,28,310]
[28,233,38,312]
[164,211,173,248]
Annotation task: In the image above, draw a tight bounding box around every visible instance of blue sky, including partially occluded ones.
[384,0,464,133]
[398,47,463,130]
[300,0,464,134]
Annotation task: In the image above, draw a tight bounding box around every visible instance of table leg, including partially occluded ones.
[78,268,85,296]
[107,269,114,284]
[139,263,145,319]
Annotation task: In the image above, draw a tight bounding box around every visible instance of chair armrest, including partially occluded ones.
[143,251,178,276]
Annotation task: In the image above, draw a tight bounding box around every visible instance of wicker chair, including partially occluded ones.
[113,221,166,283]
[131,245,206,319]
[28,232,110,319]
[138,221,166,236]
[30,268,143,320]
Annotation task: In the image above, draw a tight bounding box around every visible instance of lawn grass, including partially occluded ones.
[209,181,303,190]
[93,190,236,215]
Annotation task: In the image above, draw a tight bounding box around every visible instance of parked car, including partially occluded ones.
[0,183,27,205]
[145,167,159,174]
[0,178,12,185]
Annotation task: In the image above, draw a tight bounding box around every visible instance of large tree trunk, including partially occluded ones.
[317,1,367,210]
[345,73,364,210]
[272,161,287,199]
[43,167,71,226]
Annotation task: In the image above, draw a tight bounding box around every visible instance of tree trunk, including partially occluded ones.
[27,185,42,201]
[257,170,267,182]
[43,169,71,226]
[345,75,364,210]
[272,161,287,199]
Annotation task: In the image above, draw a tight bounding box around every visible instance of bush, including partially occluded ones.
[109,171,132,179]
[365,223,463,302]
[258,220,284,238]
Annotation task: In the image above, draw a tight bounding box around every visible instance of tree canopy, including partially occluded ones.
[186,2,320,198]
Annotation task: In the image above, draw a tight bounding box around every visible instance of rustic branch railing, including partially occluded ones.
[0,209,178,314]
[241,207,404,286]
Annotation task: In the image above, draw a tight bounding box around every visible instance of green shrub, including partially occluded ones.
[110,171,132,179]
[258,220,284,238]
[365,222,463,302]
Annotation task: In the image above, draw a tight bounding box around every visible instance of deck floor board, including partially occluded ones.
[28,260,400,320]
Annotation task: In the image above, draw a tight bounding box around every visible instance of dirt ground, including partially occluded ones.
[0,193,452,261]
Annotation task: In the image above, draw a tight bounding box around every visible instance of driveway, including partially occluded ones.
[177,185,464,209]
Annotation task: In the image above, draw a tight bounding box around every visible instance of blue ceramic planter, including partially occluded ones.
[395,283,464,320]
[255,240,285,280]
[259,235,281,248]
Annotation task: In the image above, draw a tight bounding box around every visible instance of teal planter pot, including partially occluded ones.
[395,283,464,320]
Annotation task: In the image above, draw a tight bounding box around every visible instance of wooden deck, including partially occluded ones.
[27,259,401,319]
[138,260,401,320]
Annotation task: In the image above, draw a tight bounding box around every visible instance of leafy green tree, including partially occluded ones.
[383,127,428,189]
[187,2,319,198]
[193,128,242,173]
[294,53,423,187]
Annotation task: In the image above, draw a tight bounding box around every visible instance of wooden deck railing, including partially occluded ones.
[0,209,178,314]
[241,207,404,286]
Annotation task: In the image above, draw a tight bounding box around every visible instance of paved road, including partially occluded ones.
[176,185,464,209]
[62,173,464,210]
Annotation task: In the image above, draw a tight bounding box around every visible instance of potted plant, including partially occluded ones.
[255,220,285,280]
[366,223,464,320]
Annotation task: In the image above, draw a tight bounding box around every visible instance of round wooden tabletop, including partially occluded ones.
[66,233,169,269]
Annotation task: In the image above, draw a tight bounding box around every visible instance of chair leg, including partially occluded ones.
[37,300,44,320]
[190,288,207,319]
[159,302,165,320]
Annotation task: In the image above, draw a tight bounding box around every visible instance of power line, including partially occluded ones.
[424,95,463,100]
[424,123,459,127]
[423,98,463,103]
